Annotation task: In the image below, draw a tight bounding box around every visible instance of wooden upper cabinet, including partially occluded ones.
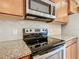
[53,0,68,24]
[54,16,68,24]
[55,0,68,17]
[55,0,62,18]
[77,7,79,12]
[61,0,68,16]
[67,0,78,14]
[0,0,24,16]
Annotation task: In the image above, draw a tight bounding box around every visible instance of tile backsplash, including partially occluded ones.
[0,20,61,41]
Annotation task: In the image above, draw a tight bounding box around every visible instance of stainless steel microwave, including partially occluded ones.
[26,0,56,22]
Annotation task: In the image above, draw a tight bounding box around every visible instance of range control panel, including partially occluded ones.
[23,28,48,53]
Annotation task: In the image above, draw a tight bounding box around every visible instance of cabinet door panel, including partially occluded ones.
[0,0,24,16]
[55,1,62,18]
[66,43,77,59]
[54,0,68,24]
[61,0,68,17]
[71,43,77,59]
[55,0,68,17]
[66,46,72,59]
[68,0,78,13]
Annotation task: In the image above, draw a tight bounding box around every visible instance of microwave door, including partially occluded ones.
[29,0,51,14]
[26,0,56,21]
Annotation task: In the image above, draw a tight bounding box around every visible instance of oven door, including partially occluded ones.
[33,46,66,59]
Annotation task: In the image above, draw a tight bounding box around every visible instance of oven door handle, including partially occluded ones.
[36,45,64,55]
[39,46,65,56]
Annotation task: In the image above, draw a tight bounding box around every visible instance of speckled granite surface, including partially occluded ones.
[0,39,31,59]
[50,34,77,41]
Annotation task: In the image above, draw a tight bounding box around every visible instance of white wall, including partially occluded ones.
[62,13,79,36]
[48,22,61,36]
[62,13,79,59]
[0,20,61,42]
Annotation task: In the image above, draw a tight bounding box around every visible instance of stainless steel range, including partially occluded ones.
[23,28,66,59]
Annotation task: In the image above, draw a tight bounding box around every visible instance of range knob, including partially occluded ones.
[25,30,28,32]
[30,29,32,32]
[43,29,45,31]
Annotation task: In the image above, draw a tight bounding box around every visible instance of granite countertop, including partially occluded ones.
[49,33,77,42]
[61,34,77,41]
[0,34,77,59]
[0,39,31,59]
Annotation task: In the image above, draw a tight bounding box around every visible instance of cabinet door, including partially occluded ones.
[71,43,77,59]
[55,0,68,17]
[61,0,68,17]
[66,43,77,59]
[53,0,68,24]
[68,0,78,14]
[78,7,79,12]
[55,0,62,18]
[0,0,24,16]
[54,15,68,24]
[66,45,72,59]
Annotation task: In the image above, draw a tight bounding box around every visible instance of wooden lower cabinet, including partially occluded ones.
[71,43,77,59]
[66,39,77,59]
[66,45,72,59]
[19,55,31,59]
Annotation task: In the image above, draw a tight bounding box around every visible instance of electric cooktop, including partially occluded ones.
[23,28,65,56]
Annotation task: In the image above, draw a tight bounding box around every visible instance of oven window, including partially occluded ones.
[29,0,51,14]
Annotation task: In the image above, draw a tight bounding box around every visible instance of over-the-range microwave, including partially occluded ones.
[26,0,56,22]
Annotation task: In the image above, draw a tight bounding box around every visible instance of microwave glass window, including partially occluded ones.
[29,0,50,14]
